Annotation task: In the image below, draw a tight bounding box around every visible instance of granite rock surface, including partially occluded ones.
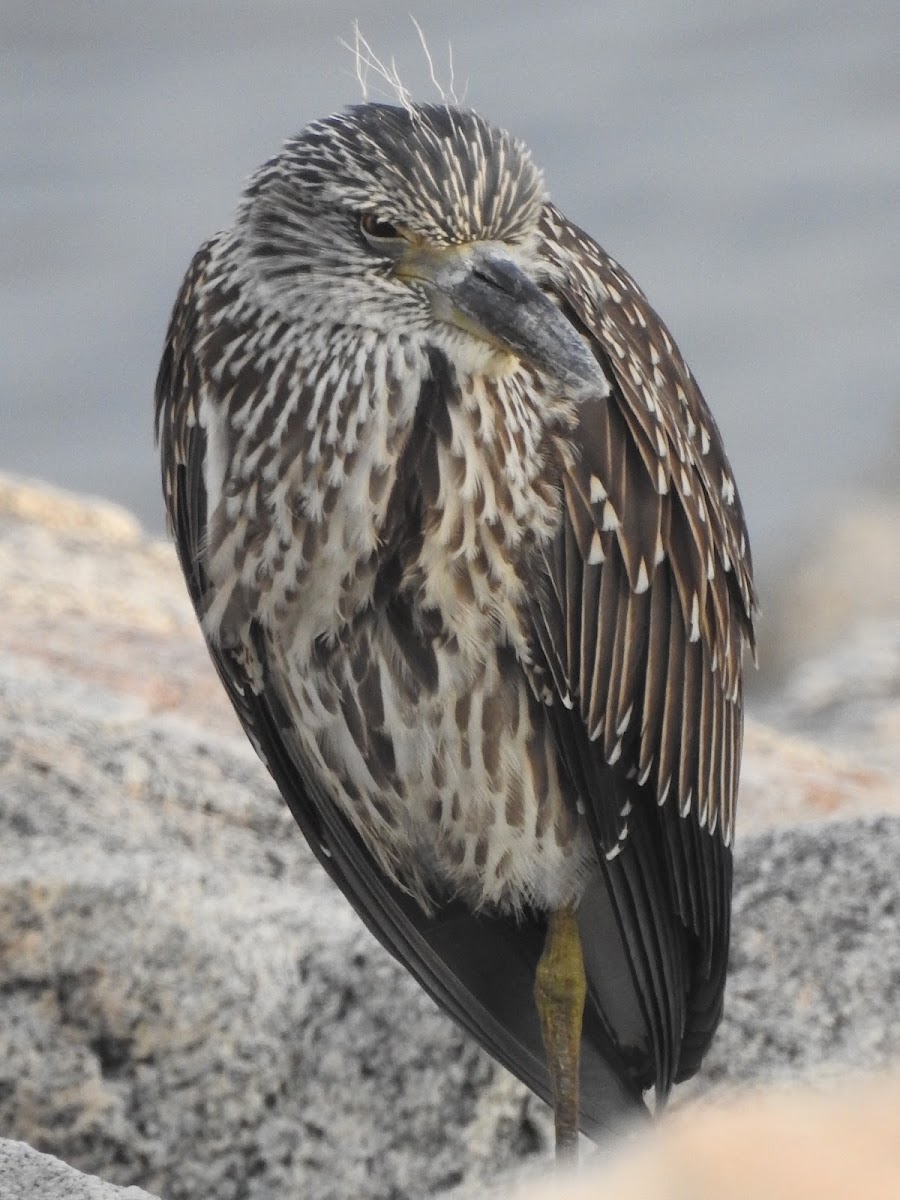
[1,475,898,1200]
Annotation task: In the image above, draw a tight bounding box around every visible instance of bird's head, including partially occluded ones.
[234,102,604,397]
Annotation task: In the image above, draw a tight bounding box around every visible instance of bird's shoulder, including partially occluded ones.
[539,202,755,636]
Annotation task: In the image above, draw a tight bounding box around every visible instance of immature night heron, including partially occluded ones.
[156,101,756,1158]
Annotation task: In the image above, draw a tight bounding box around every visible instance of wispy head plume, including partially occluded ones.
[341,20,468,112]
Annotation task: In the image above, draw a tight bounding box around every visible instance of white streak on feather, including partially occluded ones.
[588,530,605,564]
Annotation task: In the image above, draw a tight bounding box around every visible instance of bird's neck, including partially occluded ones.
[198,317,566,674]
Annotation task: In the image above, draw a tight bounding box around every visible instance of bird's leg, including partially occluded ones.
[534,905,586,1162]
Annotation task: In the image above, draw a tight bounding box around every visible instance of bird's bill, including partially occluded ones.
[394,242,608,401]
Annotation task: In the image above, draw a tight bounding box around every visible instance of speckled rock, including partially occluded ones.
[1,473,899,1200]
[0,1139,159,1200]
[0,658,551,1200]
[762,617,900,777]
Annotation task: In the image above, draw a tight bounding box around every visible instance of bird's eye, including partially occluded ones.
[359,213,402,243]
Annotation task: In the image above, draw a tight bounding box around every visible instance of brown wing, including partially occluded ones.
[532,203,757,1090]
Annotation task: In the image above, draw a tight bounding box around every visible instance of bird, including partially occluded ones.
[156,99,756,1160]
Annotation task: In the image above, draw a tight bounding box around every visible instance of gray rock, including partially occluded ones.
[0,658,551,1200]
[762,618,900,777]
[2,655,900,1200]
[0,1138,158,1200]
[1,476,898,1198]
[702,812,900,1091]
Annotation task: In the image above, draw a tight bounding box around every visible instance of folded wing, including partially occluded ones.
[529,204,757,1096]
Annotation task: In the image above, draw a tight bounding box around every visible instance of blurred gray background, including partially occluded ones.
[3,1,899,682]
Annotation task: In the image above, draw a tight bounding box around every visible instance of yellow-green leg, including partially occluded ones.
[534,906,587,1162]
